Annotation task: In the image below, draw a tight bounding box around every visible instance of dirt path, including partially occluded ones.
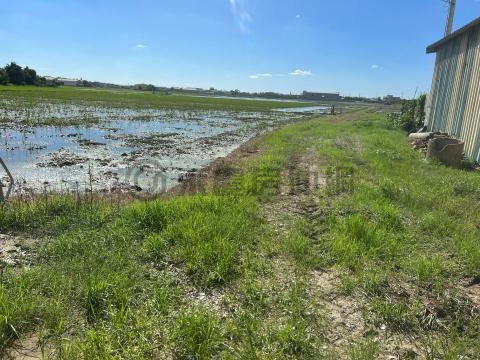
[260,142,424,358]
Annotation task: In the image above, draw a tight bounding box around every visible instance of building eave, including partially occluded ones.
[426,16,480,54]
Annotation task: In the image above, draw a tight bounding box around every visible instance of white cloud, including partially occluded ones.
[289,69,312,76]
[136,44,147,48]
[296,14,301,19]
[228,0,252,34]
[371,64,379,69]
[249,70,314,79]
[249,73,273,79]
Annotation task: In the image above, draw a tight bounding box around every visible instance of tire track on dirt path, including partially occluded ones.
[261,144,424,358]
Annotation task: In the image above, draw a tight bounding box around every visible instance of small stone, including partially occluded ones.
[2,259,17,266]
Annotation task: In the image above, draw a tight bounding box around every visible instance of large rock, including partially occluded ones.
[408,132,434,141]
[427,137,464,168]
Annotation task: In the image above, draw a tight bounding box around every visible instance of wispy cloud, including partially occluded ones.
[295,14,301,19]
[289,69,312,76]
[249,73,273,79]
[228,0,252,34]
[371,64,379,69]
[136,44,148,48]
[248,69,313,79]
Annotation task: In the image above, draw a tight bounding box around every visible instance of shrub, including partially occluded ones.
[387,94,427,132]
[0,69,7,85]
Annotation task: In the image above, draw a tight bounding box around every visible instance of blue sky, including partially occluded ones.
[1,0,479,97]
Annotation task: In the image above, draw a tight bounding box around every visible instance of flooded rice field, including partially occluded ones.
[273,105,333,114]
[0,101,326,194]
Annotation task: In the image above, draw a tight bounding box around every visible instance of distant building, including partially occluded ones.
[301,91,341,101]
[44,76,80,86]
[383,95,402,104]
[183,87,205,92]
[426,17,480,162]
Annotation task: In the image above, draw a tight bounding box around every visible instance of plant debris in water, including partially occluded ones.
[0,102,311,192]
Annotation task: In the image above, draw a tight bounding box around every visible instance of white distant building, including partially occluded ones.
[44,76,80,86]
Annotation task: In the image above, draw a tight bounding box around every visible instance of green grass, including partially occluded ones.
[348,340,379,360]
[1,108,480,358]
[172,306,223,359]
[0,85,317,126]
[0,85,313,112]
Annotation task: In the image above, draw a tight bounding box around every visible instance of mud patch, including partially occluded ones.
[121,133,178,149]
[37,149,88,168]
[77,139,106,147]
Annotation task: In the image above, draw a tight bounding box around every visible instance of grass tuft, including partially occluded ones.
[173,306,223,359]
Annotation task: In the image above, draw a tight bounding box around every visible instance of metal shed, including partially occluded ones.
[426,17,480,162]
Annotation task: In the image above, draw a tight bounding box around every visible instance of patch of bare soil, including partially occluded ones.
[461,276,480,311]
[0,234,38,268]
[6,334,52,360]
[465,285,480,310]
[310,270,365,348]
[311,270,424,359]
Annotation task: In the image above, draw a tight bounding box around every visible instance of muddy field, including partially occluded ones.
[0,101,327,194]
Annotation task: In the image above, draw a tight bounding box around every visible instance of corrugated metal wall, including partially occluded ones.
[426,26,480,162]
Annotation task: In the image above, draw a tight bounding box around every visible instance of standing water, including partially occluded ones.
[0,106,308,193]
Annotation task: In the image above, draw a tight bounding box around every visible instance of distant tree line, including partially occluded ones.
[133,83,157,93]
[0,62,50,86]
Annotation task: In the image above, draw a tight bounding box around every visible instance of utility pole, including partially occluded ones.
[444,0,456,36]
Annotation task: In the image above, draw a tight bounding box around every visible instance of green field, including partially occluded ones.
[1,109,480,358]
[0,86,314,112]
